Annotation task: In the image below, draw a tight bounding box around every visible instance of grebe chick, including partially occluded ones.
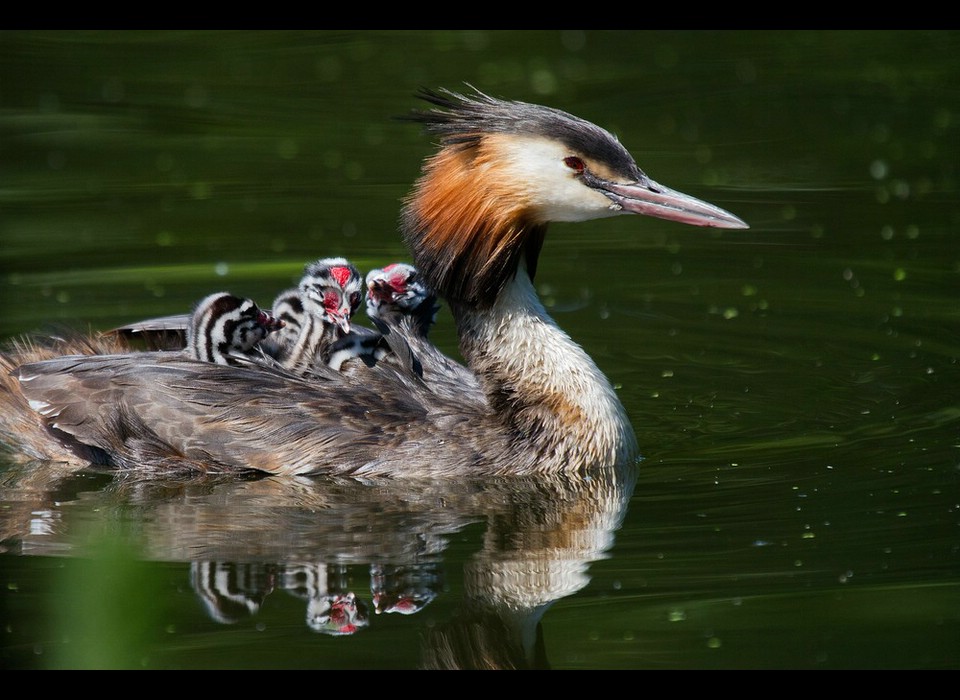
[365,263,482,399]
[110,291,288,356]
[297,259,400,375]
[277,257,364,374]
[4,87,748,478]
[258,287,306,361]
[366,263,438,344]
[186,292,284,366]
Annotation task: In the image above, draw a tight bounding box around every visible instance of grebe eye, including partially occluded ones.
[564,156,585,173]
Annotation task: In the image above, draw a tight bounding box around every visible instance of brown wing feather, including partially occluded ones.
[12,351,524,477]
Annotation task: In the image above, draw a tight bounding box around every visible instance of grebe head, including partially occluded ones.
[299,257,364,336]
[186,292,284,365]
[401,87,748,308]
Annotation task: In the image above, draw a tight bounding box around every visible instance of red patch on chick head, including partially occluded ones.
[330,266,352,288]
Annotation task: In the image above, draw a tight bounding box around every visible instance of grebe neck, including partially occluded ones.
[454,258,638,466]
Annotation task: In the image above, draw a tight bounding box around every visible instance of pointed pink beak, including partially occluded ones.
[601,177,748,229]
[330,311,351,335]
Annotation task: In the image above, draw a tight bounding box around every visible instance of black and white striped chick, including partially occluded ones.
[277,257,365,374]
[365,263,438,340]
[185,292,284,366]
[306,259,391,373]
[257,286,305,364]
[326,324,390,374]
[365,263,481,397]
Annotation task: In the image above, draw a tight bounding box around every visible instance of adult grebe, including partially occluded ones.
[0,87,747,477]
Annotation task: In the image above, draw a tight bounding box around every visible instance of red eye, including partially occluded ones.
[564,156,585,173]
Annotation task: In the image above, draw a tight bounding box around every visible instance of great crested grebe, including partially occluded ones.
[0,87,747,477]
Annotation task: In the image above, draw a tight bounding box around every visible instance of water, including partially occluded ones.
[1,30,958,669]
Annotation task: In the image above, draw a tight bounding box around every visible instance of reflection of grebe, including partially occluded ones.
[2,88,746,477]
[370,562,442,616]
[190,561,277,625]
[280,563,369,636]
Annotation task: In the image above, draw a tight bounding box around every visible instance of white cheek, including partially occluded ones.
[498,137,622,222]
[534,174,620,222]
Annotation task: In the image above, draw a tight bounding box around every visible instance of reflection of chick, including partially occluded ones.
[369,562,442,615]
[280,562,369,635]
[189,561,277,625]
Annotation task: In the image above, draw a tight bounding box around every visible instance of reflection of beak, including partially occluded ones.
[598,176,749,229]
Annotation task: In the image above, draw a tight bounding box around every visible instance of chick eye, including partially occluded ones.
[564,156,585,174]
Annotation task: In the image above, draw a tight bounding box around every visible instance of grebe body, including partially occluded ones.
[1,88,747,477]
